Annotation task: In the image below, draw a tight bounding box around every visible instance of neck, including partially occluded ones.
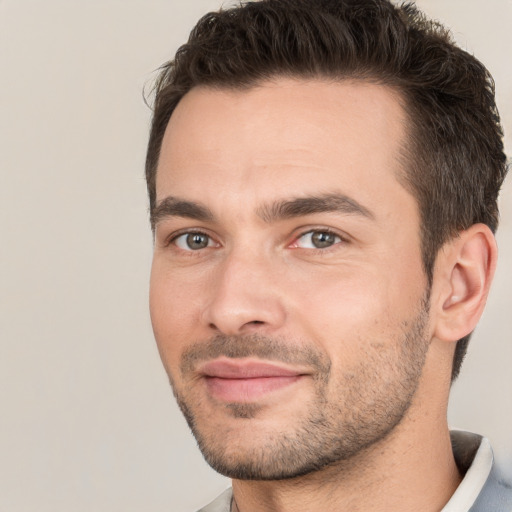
[231,392,461,512]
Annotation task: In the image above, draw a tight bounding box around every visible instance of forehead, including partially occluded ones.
[155,78,412,219]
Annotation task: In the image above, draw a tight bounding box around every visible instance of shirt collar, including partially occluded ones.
[441,430,493,512]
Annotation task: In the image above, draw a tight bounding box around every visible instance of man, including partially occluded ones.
[145,0,511,510]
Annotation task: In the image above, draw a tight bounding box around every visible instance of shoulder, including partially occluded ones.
[470,462,512,512]
[196,488,233,512]
[449,430,512,512]
[442,431,512,511]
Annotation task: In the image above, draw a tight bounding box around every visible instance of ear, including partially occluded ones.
[432,224,497,343]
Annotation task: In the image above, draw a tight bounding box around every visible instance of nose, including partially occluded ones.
[201,249,287,336]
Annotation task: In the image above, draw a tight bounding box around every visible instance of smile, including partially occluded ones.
[199,358,306,402]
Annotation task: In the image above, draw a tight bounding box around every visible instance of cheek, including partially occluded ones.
[285,263,420,361]
[149,262,205,373]
[288,265,388,322]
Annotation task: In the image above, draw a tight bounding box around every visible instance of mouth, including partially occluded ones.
[198,358,307,402]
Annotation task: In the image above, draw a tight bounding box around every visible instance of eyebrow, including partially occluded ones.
[257,193,375,223]
[151,196,214,229]
[151,192,374,229]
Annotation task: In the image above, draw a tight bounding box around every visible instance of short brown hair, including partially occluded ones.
[145,0,508,381]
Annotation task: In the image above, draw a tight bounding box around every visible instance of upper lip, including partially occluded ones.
[199,358,305,379]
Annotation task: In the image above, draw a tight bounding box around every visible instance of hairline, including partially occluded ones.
[151,74,420,205]
[150,73,435,275]
[149,72,429,244]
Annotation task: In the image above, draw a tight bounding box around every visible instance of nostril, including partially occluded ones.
[207,319,264,332]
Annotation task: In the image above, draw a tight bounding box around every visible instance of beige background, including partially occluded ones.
[1,1,510,510]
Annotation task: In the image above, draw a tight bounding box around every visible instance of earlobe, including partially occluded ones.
[433,224,497,343]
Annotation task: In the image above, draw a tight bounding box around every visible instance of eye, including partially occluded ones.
[293,230,343,249]
[173,232,215,251]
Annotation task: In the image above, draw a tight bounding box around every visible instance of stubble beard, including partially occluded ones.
[169,297,430,481]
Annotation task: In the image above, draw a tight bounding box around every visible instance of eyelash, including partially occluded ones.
[164,227,349,253]
[165,229,216,249]
[291,228,348,251]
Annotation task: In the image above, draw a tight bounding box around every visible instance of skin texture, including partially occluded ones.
[150,79,496,511]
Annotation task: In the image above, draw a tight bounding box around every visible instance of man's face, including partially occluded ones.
[150,79,432,479]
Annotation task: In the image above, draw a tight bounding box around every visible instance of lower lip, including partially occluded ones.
[205,375,302,402]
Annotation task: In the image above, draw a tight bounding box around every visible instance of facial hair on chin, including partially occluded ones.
[170,297,430,481]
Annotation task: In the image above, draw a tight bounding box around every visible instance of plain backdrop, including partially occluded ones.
[1,1,511,511]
